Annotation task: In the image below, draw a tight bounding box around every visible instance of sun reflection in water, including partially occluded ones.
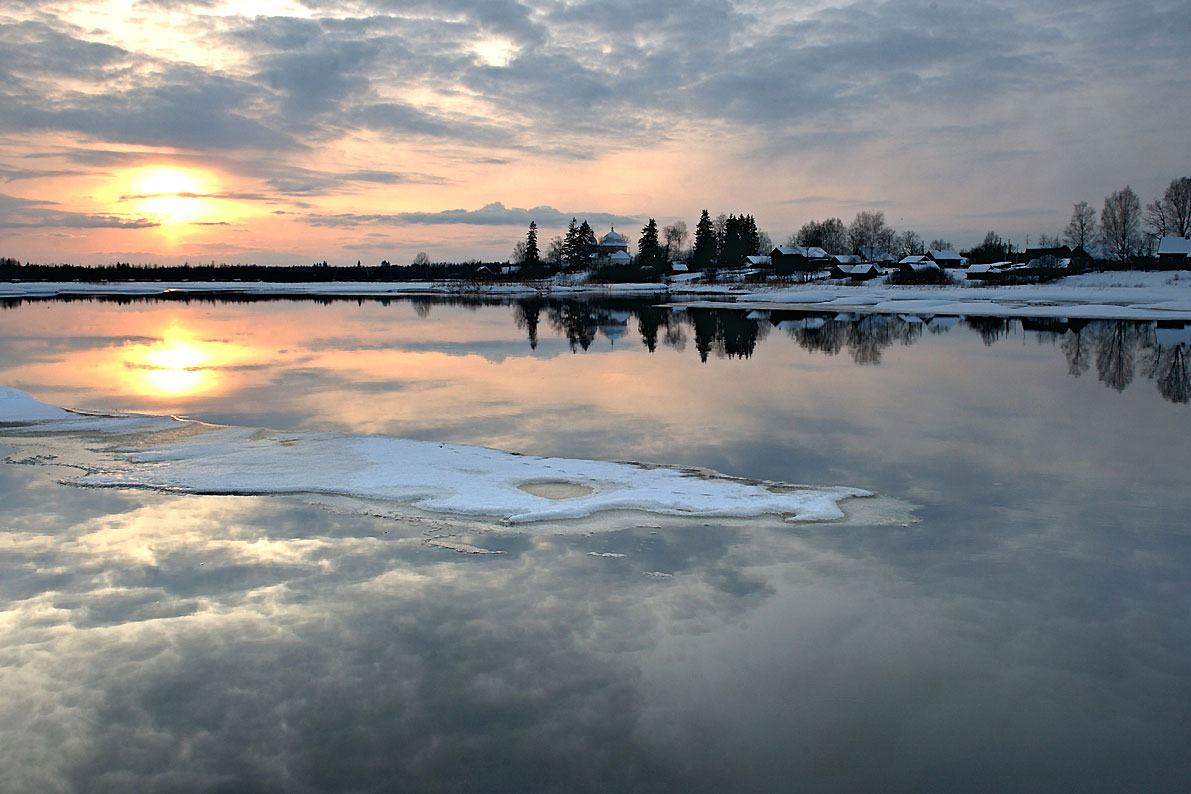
[124,328,235,398]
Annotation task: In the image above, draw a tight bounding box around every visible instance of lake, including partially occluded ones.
[1,294,1189,793]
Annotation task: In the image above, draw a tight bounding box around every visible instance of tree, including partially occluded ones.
[848,211,894,261]
[412,251,430,266]
[1163,176,1191,238]
[637,218,664,269]
[1035,233,1062,248]
[663,220,688,262]
[1063,201,1097,249]
[794,217,846,254]
[928,239,954,251]
[895,230,925,257]
[692,209,716,270]
[522,221,540,266]
[545,235,565,266]
[964,231,1007,264]
[577,220,596,263]
[562,217,592,270]
[1100,186,1142,261]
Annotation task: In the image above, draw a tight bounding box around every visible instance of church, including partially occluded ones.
[594,226,631,265]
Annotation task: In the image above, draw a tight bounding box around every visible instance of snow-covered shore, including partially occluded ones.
[3,270,1190,320]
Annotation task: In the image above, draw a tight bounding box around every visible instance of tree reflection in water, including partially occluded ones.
[504,298,1190,406]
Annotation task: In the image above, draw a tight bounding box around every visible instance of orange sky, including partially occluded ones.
[1,0,1188,265]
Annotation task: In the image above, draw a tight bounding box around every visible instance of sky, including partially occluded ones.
[0,0,1187,266]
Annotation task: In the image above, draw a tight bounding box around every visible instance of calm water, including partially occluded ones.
[1,295,1189,793]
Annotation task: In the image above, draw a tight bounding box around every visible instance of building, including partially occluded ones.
[771,245,830,275]
[596,227,629,257]
[1158,237,1191,268]
[926,249,964,267]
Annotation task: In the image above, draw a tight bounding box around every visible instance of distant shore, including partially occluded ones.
[3,270,1191,321]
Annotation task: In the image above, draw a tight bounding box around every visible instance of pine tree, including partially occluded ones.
[562,217,582,270]
[577,220,596,260]
[637,218,663,269]
[692,209,716,270]
[523,221,540,266]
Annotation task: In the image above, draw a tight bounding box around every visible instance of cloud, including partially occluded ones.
[303,201,639,228]
[0,193,158,229]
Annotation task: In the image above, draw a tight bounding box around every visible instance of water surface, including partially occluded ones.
[1,296,1188,792]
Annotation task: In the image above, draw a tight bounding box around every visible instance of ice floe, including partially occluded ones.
[0,387,869,527]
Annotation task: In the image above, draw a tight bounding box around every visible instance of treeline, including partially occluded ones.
[0,259,510,283]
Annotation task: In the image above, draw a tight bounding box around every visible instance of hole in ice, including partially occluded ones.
[516,481,595,500]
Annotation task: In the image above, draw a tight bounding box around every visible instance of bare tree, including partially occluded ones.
[756,230,773,256]
[895,230,924,257]
[1063,201,1097,249]
[849,211,895,260]
[1163,177,1191,237]
[662,220,688,261]
[412,251,431,266]
[928,239,954,251]
[1100,186,1142,261]
[545,235,565,265]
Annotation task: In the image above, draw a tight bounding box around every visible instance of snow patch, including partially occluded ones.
[0,388,870,528]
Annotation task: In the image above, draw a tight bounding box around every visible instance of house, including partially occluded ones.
[898,259,941,276]
[1157,237,1191,268]
[1021,245,1090,269]
[926,249,964,267]
[771,245,830,275]
[744,255,772,268]
[898,255,931,266]
[830,262,882,281]
[832,254,862,266]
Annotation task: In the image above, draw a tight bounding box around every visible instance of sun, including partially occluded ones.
[125,166,213,225]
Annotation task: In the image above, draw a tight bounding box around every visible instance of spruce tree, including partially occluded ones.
[638,218,663,269]
[523,221,540,267]
[692,209,716,270]
[562,218,582,270]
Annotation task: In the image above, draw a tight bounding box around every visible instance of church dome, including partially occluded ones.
[599,228,626,247]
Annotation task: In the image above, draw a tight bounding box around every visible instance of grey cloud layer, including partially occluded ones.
[304,200,638,228]
[8,1,1175,158]
[0,193,158,229]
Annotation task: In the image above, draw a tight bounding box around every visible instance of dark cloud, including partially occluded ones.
[0,193,158,229]
[303,201,639,228]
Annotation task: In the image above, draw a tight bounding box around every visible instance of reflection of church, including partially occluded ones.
[595,227,631,265]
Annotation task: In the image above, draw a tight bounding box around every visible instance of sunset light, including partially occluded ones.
[124,167,212,226]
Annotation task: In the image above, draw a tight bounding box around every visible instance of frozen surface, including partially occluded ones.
[0,387,868,526]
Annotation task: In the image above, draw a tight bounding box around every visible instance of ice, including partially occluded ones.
[0,388,869,527]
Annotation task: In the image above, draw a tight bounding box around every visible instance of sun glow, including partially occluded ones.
[123,327,241,398]
[124,166,215,225]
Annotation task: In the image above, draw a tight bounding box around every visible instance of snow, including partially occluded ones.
[1158,237,1191,256]
[0,388,869,527]
[659,271,1191,321]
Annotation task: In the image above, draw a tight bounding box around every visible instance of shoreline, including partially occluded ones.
[3,270,1191,321]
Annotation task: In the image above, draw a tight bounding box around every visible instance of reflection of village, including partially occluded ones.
[3,293,1186,405]
[509,298,1191,405]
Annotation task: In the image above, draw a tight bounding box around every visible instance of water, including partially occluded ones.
[1,295,1189,793]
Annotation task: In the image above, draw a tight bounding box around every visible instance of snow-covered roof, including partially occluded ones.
[904,261,942,272]
[599,228,627,247]
[899,255,930,265]
[774,245,828,258]
[745,255,771,266]
[670,262,689,272]
[607,250,631,262]
[1158,237,1191,256]
[833,254,861,264]
[928,249,962,261]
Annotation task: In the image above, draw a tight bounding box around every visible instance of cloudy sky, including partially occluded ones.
[0,0,1187,266]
